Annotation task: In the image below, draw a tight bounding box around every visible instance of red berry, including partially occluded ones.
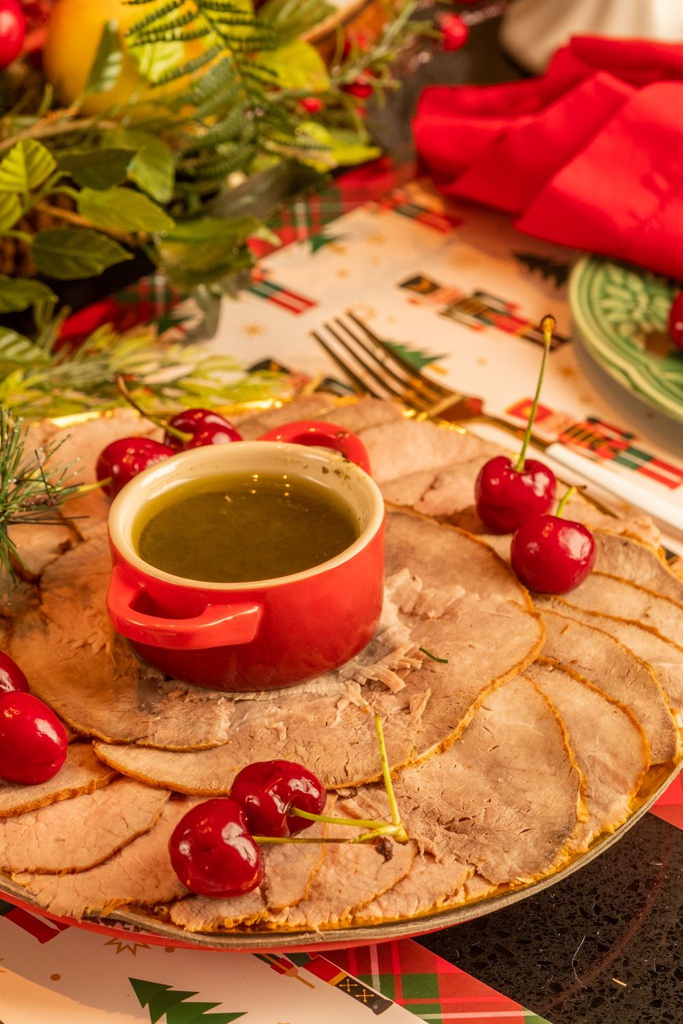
[163,408,242,452]
[169,798,264,897]
[0,692,68,784]
[668,291,683,352]
[96,437,174,497]
[510,514,596,594]
[475,455,557,534]
[0,651,29,694]
[300,96,323,114]
[230,759,326,838]
[440,13,469,52]
[0,0,25,68]
[342,75,374,100]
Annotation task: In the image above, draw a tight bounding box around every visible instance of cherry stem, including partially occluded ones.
[555,485,577,519]
[114,375,190,443]
[515,314,555,473]
[283,713,409,845]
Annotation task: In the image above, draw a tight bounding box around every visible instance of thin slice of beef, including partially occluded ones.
[0,743,116,818]
[540,596,683,714]
[593,531,683,602]
[525,660,649,852]
[559,574,683,648]
[391,675,583,888]
[13,795,202,918]
[0,780,170,873]
[539,609,679,764]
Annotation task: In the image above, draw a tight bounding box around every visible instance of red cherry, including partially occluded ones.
[168,798,264,897]
[163,408,242,452]
[0,651,29,694]
[230,759,326,838]
[0,692,68,784]
[668,291,683,352]
[510,514,596,594]
[475,454,556,534]
[440,13,469,52]
[0,0,26,68]
[96,437,174,497]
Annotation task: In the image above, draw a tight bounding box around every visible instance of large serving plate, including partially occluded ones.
[1,399,682,954]
[0,762,679,953]
[568,255,683,424]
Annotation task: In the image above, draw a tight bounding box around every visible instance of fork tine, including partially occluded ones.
[344,311,454,402]
[320,320,433,411]
[311,330,385,400]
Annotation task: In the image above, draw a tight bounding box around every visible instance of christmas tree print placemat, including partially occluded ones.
[0,910,551,1024]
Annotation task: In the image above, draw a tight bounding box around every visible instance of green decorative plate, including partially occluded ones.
[569,255,683,424]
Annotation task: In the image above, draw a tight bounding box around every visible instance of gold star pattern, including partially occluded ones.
[241,322,266,338]
[336,269,349,278]
[366,233,387,245]
[103,937,152,956]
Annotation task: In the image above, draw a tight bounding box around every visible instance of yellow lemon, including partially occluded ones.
[43,0,203,115]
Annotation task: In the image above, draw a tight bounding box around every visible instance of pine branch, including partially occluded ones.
[0,411,83,581]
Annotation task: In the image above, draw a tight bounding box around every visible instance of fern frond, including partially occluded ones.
[182,145,255,180]
[179,108,246,152]
[154,43,224,84]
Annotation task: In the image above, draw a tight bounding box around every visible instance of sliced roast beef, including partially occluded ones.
[524,660,648,851]
[0,743,116,817]
[391,674,583,888]
[540,597,683,714]
[13,795,202,918]
[558,574,683,648]
[593,531,683,602]
[539,610,679,764]
[0,779,170,873]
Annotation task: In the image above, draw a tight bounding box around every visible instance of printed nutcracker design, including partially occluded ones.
[507,400,683,490]
[256,951,394,1014]
[399,273,569,348]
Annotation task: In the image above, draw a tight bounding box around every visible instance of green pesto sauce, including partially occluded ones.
[137,471,359,583]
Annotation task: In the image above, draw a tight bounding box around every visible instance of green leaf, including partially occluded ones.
[0,277,57,315]
[0,326,52,368]
[31,228,134,280]
[58,148,136,190]
[158,215,259,289]
[0,140,57,195]
[260,39,329,91]
[131,40,186,83]
[84,20,125,95]
[77,187,175,234]
[302,124,381,169]
[0,192,22,231]
[103,128,174,204]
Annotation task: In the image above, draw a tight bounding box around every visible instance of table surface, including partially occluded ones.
[3,8,683,1024]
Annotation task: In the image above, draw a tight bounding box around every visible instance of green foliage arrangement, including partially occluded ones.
[0,0,427,326]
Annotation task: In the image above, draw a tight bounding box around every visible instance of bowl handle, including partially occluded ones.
[257,420,372,475]
[106,566,263,650]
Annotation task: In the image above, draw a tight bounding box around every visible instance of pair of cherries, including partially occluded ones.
[96,407,242,498]
[474,315,595,594]
[475,457,596,593]
[169,760,327,898]
[0,652,68,785]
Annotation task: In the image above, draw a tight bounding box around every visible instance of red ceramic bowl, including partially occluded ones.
[106,421,385,691]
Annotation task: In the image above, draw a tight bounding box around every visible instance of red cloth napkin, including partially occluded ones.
[413,37,683,280]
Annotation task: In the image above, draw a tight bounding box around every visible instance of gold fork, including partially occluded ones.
[311,311,683,534]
